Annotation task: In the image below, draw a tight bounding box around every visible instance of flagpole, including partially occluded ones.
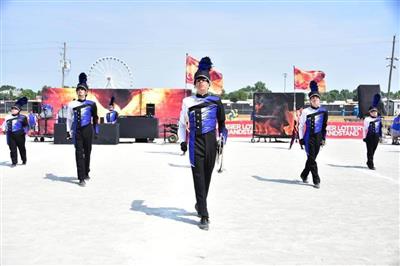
[185,53,188,90]
[293,65,296,112]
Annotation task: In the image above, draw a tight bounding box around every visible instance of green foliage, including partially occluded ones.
[0,85,16,92]
[20,89,37,99]
[223,81,272,102]
[382,90,400,100]
[0,85,42,100]
[224,81,400,103]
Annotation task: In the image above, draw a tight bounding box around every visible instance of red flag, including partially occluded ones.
[294,67,326,93]
[186,54,223,95]
[185,55,198,85]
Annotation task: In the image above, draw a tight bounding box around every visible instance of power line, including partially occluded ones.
[1,41,61,46]
[1,39,396,52]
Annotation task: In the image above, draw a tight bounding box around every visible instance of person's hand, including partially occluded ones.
[363,138,367,143]
[320,139,326,147]
[299,139,305,146]
[66,132,71,140]
[180,142,187,152]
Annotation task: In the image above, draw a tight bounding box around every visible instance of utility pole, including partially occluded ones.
[283,73,287,93]
[386,35,398,115]
[61,42,66,88]
[60,42,71,88]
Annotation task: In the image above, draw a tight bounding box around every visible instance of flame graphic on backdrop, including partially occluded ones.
[41,88,191,135]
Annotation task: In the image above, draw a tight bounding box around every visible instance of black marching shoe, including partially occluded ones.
[195,204,200,217]
[198,216,209,231]
[10,164,17,168]
[300,174,308,183]
[367,163,375,170]
[314,183,320,189]
[195,204,211,223]
[22,161,26,165]
[84,175,90,180]
[78,180,86,187]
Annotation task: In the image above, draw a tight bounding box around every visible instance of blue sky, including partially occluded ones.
[1,0,399,93]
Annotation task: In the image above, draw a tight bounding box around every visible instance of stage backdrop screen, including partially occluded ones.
[41,88,191,136]
[253,92,304,138]
[357,85,386,118]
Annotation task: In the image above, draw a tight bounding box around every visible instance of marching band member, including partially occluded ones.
[363,94,382,170]
[105,96,118,124]
[66,73,99,187]
[178,57,228,230]
[299,81,328,189]
[2,97,29,167]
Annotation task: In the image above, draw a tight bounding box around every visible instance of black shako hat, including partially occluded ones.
[308,80,320,99]
[368,93,381,112]
[76,72,89,91]
[194,57,212,84]
[109,96,115,106]
[12,97,28,111]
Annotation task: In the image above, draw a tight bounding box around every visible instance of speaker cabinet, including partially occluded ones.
[357,85,385,118]
[146,103,155,117]
[93,124,119,145]
[54,123,72,144]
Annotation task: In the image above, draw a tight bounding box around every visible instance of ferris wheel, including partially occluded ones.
[87,56,133,89]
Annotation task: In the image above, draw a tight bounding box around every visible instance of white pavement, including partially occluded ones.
[1,135,399,265]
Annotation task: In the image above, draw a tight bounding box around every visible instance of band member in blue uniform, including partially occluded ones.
[391,112,400,145]
[298,81,328,189]
[178,57,228,230]
[1,97,29,167]
[66,73,99,187]
[362,94,382,170]
[28,110,38,133]
[105,96,118,124]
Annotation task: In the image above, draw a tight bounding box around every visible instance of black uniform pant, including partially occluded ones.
[74,125,93,181]
[191,131,217,218]
[365,135,379,167]
[7,132,26,165]
[301,133,322,185]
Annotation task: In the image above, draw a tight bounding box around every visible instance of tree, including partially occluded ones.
[224,81,271,101]
[382,91,400,100]
[0,85,16,92]
[0,92,10,100]
[20,89,37,100]
[228,90,248,102]
[42,85,51,91]
[254,81,269,93]
[320,89,341,103]
[220,89,227,99]
[0,85,41,100]
[352,89,358,101]
[339,89,352,101]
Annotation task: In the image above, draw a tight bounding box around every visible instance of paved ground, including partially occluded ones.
[1,135,399,265]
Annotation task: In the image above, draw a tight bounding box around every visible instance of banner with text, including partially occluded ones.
[225,121,364,139]
[325,122,363,139]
